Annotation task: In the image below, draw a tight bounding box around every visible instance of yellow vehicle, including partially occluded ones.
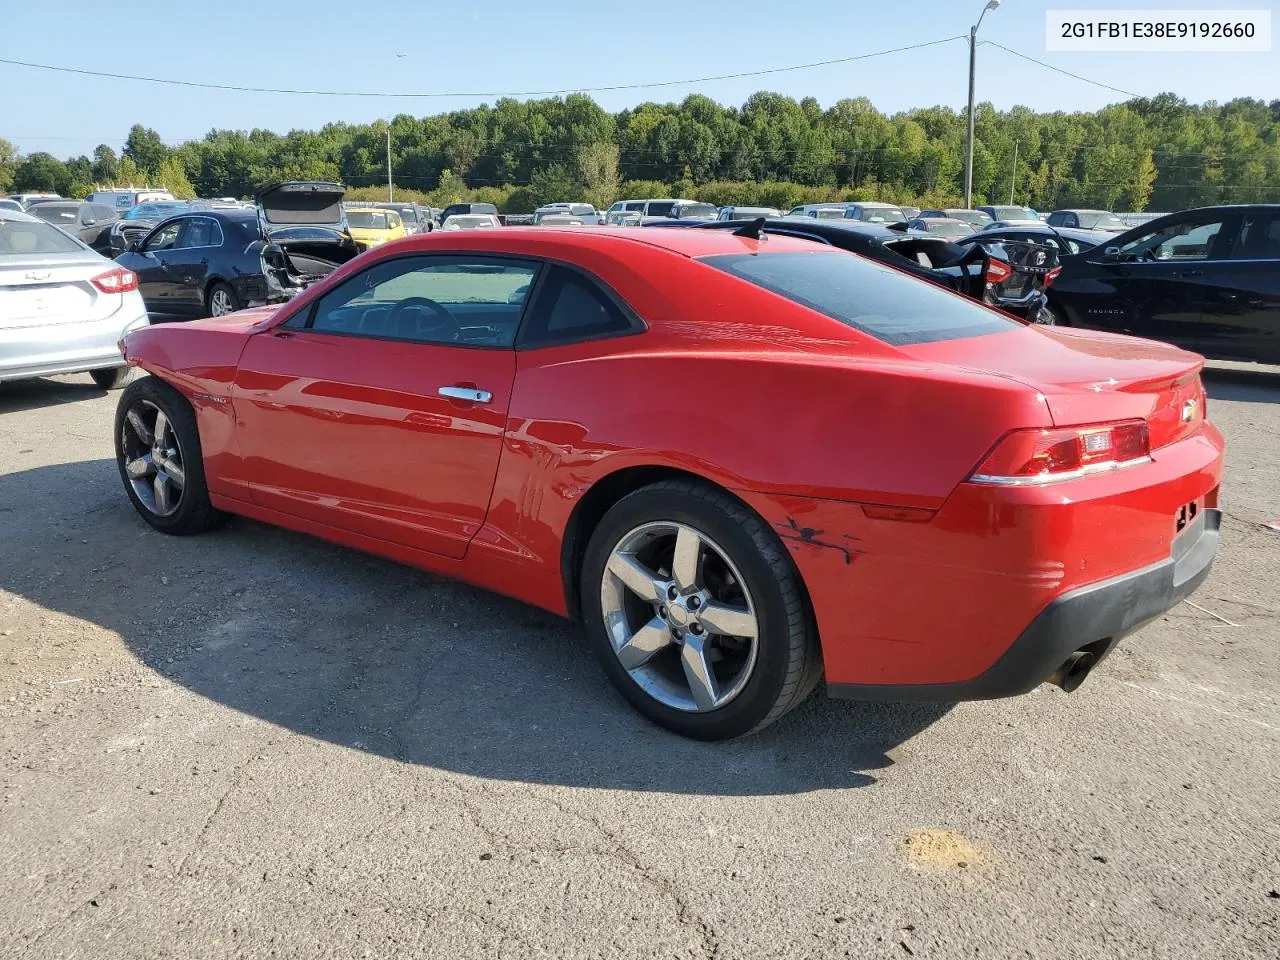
[344,206,406,250]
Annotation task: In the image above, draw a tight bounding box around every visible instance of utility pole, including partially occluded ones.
[964,0,1001,209]
[386,127,393,202]
[1009,140,1019,205]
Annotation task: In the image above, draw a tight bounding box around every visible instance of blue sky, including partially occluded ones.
[4,0,1277,158]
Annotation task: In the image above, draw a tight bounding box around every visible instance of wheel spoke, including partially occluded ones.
[153,474,174,515]
[158,457,185,488]
[126,408,153,445]
[616,618,673,671]
[671,526,703,591]
[125,454,154,479]
[680,635,720,711]
[698,601,757,639]
[607,552,664,604]
[153,410,170,447]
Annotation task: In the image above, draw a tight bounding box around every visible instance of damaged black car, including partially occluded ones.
[114,181,360,318]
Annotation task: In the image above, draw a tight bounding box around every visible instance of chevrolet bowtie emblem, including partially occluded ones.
[1181,398,1199,422]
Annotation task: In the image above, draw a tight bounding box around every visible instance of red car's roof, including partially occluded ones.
[390,226,827,259]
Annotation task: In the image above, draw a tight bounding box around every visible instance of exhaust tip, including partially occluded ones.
[1047,651,1097,694]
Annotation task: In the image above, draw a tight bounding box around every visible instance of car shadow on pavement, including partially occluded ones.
[0,376,107,414]
[1202,366,1280,405]
[0,459,952,796]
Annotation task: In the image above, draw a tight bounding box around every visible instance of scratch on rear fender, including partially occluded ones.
[774,516,864,566]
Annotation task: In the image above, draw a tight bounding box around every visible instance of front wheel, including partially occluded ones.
[114,377,225,535]
[581,480,820,740]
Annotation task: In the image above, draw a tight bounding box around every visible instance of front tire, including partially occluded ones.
[90,366,140,390]
[206,281,241,318]
[581,480,820,740]
[114,377,225,535]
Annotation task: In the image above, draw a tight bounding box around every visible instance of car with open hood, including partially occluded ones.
[113,182,359,318]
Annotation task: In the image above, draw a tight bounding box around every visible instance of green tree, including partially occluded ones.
[576,142,619,210]
[12,152,69,193]
[527,163,583,207]
[91,144,119,184]
[154,156,196,198]
[0,137,18,192]
[123,125,169,178]
[117,155,141,185]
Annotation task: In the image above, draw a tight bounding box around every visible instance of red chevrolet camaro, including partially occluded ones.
[112,227,1224,740]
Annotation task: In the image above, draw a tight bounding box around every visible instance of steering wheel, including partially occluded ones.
[386,296,458,342]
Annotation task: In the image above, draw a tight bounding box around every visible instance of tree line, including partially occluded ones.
[3,91,1278,213]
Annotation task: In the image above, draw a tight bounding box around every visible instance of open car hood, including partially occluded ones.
[255,181,346,229]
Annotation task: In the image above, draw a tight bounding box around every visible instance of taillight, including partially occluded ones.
[970,420,1150,485]
[985,259,1013,284]
[1043,266,1062,287]
[91,267,138,294]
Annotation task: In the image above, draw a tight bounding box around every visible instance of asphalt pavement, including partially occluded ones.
[1,366,1277,959]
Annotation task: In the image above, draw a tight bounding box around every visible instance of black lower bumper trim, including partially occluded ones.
[828,508,1221,703]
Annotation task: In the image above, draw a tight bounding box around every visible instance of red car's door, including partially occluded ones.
[232,253,541,559]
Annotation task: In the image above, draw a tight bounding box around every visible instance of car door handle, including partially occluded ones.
[438,386,492,403]
[1175,269,1205,277]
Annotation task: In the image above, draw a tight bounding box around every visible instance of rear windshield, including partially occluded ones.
[677,203,717,219]
[990,206,1036,221]
[701,251,1020,346]
[850,207,906,223]
[1077,211,1128,230]
[0,218,84,255]
[29,204,79,224]
[645,201,677,217]
[813,208,846,219]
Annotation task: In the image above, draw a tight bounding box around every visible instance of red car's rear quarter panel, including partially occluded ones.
[737,422,1223,687]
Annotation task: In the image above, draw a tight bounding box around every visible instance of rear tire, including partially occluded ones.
[90,366,140,390]
[114,377,226,535]
[581,480,820,740]
[205,281,241,318]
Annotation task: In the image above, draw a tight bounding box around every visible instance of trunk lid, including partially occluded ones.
[0,253,122,329]
[902,325,1206,450]
[255,181,346,229]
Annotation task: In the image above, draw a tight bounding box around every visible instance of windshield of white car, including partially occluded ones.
[1078,212,1128,230]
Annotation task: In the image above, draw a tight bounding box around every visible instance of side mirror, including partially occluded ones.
[125,239,140,253]
[1103,246,1121,257]
[83,218,97,226]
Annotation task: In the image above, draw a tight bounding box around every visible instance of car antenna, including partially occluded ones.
[732,217,768,241]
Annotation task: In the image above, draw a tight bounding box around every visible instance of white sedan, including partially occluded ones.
[0,209,149,389]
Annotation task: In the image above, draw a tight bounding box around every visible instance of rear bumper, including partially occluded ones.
[828,507,1220,701]
[0,302,149,382]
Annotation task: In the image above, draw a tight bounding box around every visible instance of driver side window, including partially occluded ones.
[144,220,183,252]
[306,255,540,347]
[1117,218,1231,262]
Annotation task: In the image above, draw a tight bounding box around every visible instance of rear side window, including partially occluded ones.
[701,251,1021,346]
[520,265,637,346]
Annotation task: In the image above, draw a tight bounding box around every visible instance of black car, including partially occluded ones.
[114,182,360,318]
[956,224,1113,257]
[26,200,120,253]
[649,217,1051,322]
[107,201,193,256]
[1045,205,1280,363]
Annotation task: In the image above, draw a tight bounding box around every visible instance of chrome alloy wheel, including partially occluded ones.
[209,288,234,316]
[600,521,759,713]
[120,400,186,517]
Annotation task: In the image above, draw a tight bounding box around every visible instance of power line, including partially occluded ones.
[979,41,1143,98]
[0,38,964,100]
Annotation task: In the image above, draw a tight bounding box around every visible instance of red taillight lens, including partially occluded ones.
[971,420,1150,484]
[91,267,138,294]
[985,259,1013,284]
[1043,266,1062,287]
